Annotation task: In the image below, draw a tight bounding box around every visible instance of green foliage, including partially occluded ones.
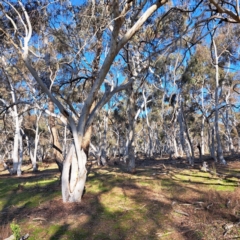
[113,108,126,123]
[10,222,21,240]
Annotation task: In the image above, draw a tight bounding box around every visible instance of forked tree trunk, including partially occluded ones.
[16,0,169,203]
[61,102,95,202]
[62,146,87,202]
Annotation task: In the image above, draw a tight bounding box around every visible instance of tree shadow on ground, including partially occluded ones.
[0,173,60,239]
[42,167,240,239]
[1,155,240,239]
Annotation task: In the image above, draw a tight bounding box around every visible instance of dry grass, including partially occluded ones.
[0,155,240,239]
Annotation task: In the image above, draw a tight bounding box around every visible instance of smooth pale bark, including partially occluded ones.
[126,87,136,173]
[183,112,195,164]
[31,111,42,171]
[124,92,151,165]
[224,90,234,153]
[62,101,95,202]
[169,102,180,158]
[12,108,19,174]
[90,142,98,158]
[201,116,205,155]
[173,129,179,158]
[201,86,205,155]
[143,89,153,157]
[5,0,169,202]
[213,39,226,164]
[112,129,120,158]
[124,138,129,163]
[178,107,193,165]
[17,129,23,176]
[11,87,20,174]
[210,127,217,162]
[48,100,63,172]
[98,113,108,166]
[62,146,87,202]
[1,76,25,175]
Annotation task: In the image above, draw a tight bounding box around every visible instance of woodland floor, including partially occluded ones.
[0,154,240,240]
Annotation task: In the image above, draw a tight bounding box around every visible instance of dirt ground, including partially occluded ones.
[0,154,240,240]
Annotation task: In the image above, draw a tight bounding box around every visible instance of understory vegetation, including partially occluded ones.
[1,0,240,239]
[1,155,240,240]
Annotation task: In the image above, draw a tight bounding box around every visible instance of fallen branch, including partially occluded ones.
[32,217,46,221]
[222,221,240,237]
[174,209,189,216]
[20,233,29,240]
[156,231,173,237]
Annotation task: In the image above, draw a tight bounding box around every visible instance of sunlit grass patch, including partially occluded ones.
[0,176,60,210]
[172,170,238,188]
[26,224,83,240]
[1,160,240,240]
[86,179,110,194]
[210,184,236,191]
[100,187,133,213]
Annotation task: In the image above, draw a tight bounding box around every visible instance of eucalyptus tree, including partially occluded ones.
[178,44,214,161]
[114,15,180,169]
[0,0,176,202]
[0,64,31,175]
[211,24,240,159]
[23,108,44,171]
[1,0,237,201]
[208,0,240,23]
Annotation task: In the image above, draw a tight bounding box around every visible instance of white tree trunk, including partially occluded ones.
[210,127,217,162]
[126,88,136,172]
[12,0,169,202]
[17,129,23,176]
[213,39,226,164]
[32,112,42,171]
[178,107,193,165]
[173,137,179,158]
[10,82,21,174]
[12,112,19,174]
[201,85,205,155]
[98,113,108,166]
[225,90,234,154]
[62,145,87,202]
[143,89,153,157]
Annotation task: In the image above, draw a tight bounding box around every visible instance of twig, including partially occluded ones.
[174,209,189,216]
[156,231,173,237]
[32,217,46,221]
